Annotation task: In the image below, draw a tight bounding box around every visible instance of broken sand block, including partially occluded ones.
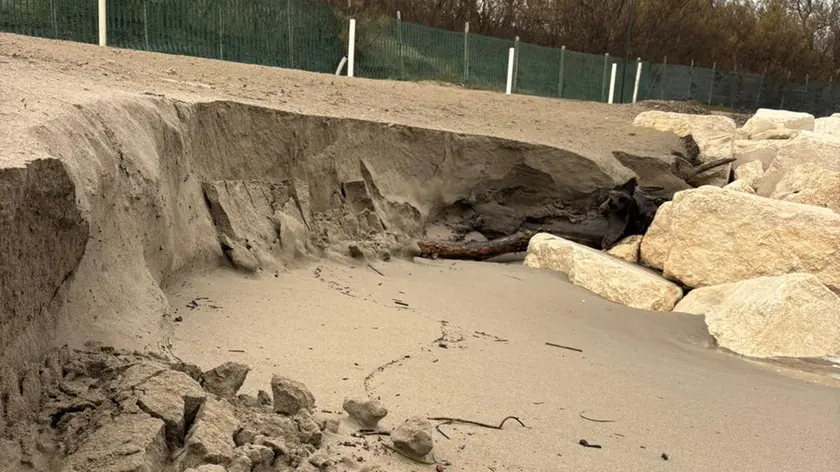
[179,398,241,469]
[675,273,840,358]
[391,416,434,457]
[525,233,683,312]
[270,375,315,415]
[61,413,168,472]
[201,361,251,399]
[342,396,388,428]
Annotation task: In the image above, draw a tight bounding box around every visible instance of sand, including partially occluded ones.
[167,259,840,471]
[0,32,839,471]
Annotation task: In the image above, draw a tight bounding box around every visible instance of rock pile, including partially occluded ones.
[0,344,438,472]
[527,108,840,360]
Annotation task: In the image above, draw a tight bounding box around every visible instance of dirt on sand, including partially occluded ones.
[1,32,839,472]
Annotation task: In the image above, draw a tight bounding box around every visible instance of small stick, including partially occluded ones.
[394,300,409,307]
[545,342,583,353]
[427,416,526,430]
[382,444,438,465]
[355,429,391,436]
[435,422,452,439]
[367,263,384,276]
[579,411,615,423]
[579,439,602,449]
[228,349,245,353]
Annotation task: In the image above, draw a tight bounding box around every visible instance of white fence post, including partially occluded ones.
[98,0,106,46]
[347,19,356,77]
[506,47,515,95]
[632,58,642,103]
[608,62,618,104]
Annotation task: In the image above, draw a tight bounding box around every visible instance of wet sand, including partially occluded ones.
[169,259,840,472]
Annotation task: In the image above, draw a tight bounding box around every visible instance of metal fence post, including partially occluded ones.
[513,36,520,92]
[463,21,469,83]
[287,0,294,68]
[397,11,404,79]
[143,0,149,50]
[687,59,694,100]
[50,0,57,38]
[755,69,766,108]
[660,55,667,99]
[601,52,610,102]
[708,61,716,105]
[780,70,791,109]
[558,45,566,98]
[218,1,223,60]
[729,63,737,108]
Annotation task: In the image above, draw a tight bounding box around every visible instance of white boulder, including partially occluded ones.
[732,140,784,170]
[757,132,840,197]
[606,235,642,263]
[771,162,840,213]
[752,108,815,131]
[733,160,764,190]
[814,116,840,136]
[638,202,673,271]
[675,274,840,359]
[525,233,683,312]
[633,111,735,185]
[723,180,756,194]
[662,186,840,290]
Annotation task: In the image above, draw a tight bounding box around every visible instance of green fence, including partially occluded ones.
[1,0,835,115]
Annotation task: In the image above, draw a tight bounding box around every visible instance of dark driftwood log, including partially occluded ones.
[417,231,535,261]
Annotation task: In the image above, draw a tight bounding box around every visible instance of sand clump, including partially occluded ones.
[1,342,436,472]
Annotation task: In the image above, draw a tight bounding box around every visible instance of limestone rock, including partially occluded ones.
[751,108,815,131]
[673,284,738,316]
[750,128,800,141]
[733,160,764,190]
[525,233,683,312]
[180,398,241,469]
[633,111,735,187]
[61,413,168,472]
[814,116,840,136]
[758,132,840,197]
[391,416,434,457]
[201,362,251,399]
[690,274,840,358]
[771,162,840,213]
[723,179,756,194]
[662,186,840,290]
[118,365,207,448]
[342,396,388,428]
[732,140,784,170]
[606,235,642,263]
[638,202,672,272]
[271,375,315,415]
[738,116,781,139]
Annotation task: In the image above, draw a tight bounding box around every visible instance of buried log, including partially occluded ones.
[417,231,536,261]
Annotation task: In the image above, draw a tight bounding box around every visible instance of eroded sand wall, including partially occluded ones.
[0,97,640,438]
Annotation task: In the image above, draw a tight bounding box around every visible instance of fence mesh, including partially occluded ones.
[1,0,838,115]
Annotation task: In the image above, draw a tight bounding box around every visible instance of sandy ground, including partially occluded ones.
[1,32,839,471]
[167,260,840,472]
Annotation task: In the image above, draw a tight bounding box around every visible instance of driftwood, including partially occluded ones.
[417,231,535,261]
[599,177,667,249]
